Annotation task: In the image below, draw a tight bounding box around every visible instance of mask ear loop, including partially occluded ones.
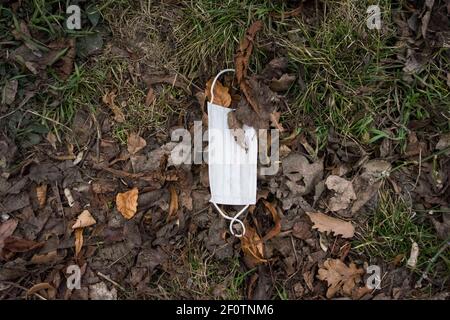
[210,68,248,238]
[213,203,248,237]
[210,68,235,104]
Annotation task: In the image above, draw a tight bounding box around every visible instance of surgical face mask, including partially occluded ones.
[207,69,258,237]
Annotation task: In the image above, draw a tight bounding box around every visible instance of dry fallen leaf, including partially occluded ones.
[306,212,355,239]
[26,282,55,299]
[116,187,139,219]
[235,20,263,114]
[2,237,43,253]
[127,133,147,155]
[431,214,450,240]
[317,258,365,298]
[64,188,75,207]
[145,86,155,106]
[72,210,96,229]
[74,228,83,257]
[167,185,179,222]
[227,111,248,150]
[436,133,450,155]
[269,74,296,92]
[30,250,58,265]
[0,219,18,251]
[407,241,419,268]
[282,153,323,196]
[205,79,231,107]
[36,184,48,208]
[102,91,125,123]
[89,282,118,300]
[262,200,281,241]
[351,160,391,214]
[1,79,18,105]
[46,132,57,150]
[325,175,356,212]
[241,224,266,266]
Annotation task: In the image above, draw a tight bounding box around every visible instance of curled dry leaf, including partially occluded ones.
[64,188,75,207]
[102,91,125,123]
[317,258,365,299]
[127,133,147,155]
[167,185,178,222]
[26,282,55,299]
[407,241,419,268]
[351,160,391,214]
[269,74,296,92]
[0,219,18,251]
[74,228,83,257]
[72,210,96,229]
[46,132,57,150]
[36,184,47,208]
[227,111,248,150]
[2,237,43,253]
[325,175,356,212]
[241,224,266,266]
[30,250,58,265]
[235,20,263,114]
[306,212,355,239]
[116,187,139,219]
[145,86,155,106]
[262,200,281,241]
[205,79,231,107]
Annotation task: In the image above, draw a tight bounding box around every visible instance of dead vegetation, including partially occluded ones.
[0,0,449,300]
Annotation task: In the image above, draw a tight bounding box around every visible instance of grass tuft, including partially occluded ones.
[354,189,449,278]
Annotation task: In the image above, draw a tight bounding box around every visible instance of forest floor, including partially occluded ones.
[0,0,449,300]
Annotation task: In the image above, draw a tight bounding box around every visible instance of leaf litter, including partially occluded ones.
[0,1,449,301]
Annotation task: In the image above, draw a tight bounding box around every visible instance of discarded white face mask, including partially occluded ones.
[208,69,258,237]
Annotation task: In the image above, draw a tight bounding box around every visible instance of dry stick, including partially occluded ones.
[52,182,65,221]
[90,112,102,161]
[391,146,450,173]
[97,272,126,292]
[0,91,35,121]
[412,149,422,191]
[0,109,18,121]
[106,251,130,269]
[415,240,450,288]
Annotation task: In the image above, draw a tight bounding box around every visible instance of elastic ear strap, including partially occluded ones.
[212,202,248,237]
[210,69,235,105]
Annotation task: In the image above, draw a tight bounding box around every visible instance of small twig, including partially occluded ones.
[290,235,299,266]
[415,240,449,288]
[91,112,102,161]
[412,149,422,191]
[107,252,130,269]
[0,109,18,121]
[391,146,450,173]
[97,272,126,292]
[193,206,209,216]
[52,182,65,225]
